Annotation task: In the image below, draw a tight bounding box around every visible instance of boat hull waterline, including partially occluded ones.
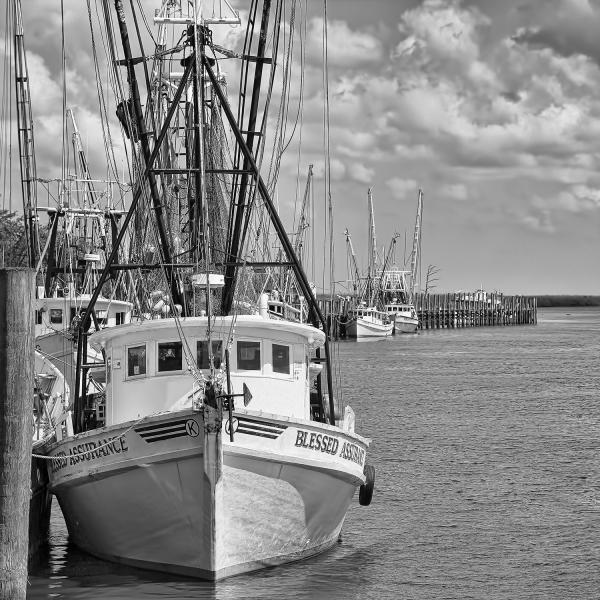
[394,314,419,334]
[346,317,393,338]
[47,409,368,579]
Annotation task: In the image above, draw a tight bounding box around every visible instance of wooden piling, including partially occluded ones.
[410,292,537,331]
[0,268,35,600]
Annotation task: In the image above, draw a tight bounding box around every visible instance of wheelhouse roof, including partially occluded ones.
[37,295,132,308]
[89,314,326,350]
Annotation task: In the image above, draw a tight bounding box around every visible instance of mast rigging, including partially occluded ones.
[12,0,38,267]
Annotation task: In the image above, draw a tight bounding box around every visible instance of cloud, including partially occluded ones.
[521,208,555,233]
[398,0,490,64]
[386,177,417,199]
[442,183,468,201]
[558,184,600,211]
[307,18,384,69]
[348,163,374,184]
[512,0,600,64]
[311,158,346,181]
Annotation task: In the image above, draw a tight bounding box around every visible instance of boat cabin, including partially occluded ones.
[349,306,389,322]
[385,303,415,316]
[35,294,133,338]
[89,315,326,426]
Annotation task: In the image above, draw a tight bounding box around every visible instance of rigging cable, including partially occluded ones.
[0,0,12,214]
[321,0,342,404]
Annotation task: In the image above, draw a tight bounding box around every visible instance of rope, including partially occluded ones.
[31,412,156,461]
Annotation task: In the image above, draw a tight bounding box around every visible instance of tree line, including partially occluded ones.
[537,295,600,307]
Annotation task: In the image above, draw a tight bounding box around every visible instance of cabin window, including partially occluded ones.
[127,345,147,377]
[158,341,183,372]
[49,309,63,324]
[97,310,108,326]
[116,311,125,325]
[237,341,261,371]
[35,310,43,325]
[197,340,222,369]
[272,344,290,374]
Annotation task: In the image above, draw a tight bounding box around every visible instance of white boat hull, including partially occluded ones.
[48,409,367,579]
[346,317,393,338]
[394,314,419,334]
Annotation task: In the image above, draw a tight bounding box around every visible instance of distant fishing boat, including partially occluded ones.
[344,190,393,338]
[381,268,419,333]
[345,304,394,337]
[382,189,423,334]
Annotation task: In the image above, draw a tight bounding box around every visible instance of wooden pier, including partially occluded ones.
[414,293,537,330]
[317,292,537,338]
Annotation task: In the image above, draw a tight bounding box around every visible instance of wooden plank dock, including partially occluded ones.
[318,292,537,338]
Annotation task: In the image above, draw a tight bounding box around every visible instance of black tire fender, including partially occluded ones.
[359,463,375,506]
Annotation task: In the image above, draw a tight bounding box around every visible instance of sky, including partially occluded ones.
[3,0,600,295]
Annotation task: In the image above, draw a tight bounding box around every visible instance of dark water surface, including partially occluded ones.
[28,307,600,599]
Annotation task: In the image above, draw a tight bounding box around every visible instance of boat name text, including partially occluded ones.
[50,437,129,473]
[338,441,365,466]
[294,429,365,465]
[295,430,338,455]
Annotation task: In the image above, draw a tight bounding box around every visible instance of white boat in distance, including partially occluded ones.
[382,189,423,334]
[385,302,419,334]
[345,305,394,338]
[343,196,393,339]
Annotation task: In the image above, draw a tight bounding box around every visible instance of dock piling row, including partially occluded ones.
[414,293,537,330]
[319,293,537,338]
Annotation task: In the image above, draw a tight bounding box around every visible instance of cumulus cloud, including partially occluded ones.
[311,158,346,181]
[558,184,600,211]
[442,183,468,201]
[348,163,374,184]
[6,0,600,292]
[386,177,417,199]
[397,0,490,67]
[306,18,384,69]
[512,0,600,64]
[521,208,555,233]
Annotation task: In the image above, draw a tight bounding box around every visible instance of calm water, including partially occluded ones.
[28,307,600,599]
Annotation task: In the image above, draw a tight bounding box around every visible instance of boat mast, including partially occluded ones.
[344,229,361,297]
[221,0,279,316]
[12,0,38,267]
[409,189,423,298]
[282,164,313,303]
[73,56,195,433]
[378,233,399,300]
[367,187,377,305]
[204,58,336,423]
[113,0,185,311]
[68,109,99,211]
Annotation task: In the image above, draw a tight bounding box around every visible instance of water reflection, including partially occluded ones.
[30,506,387,599]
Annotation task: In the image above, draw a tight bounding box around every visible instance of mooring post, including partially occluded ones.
[0,268,35,600]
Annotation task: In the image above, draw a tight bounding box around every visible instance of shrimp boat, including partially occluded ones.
[344,190,393,338]
[345,304,394,338]
[30,352,72,557]
[45,0,374,580]
[382,189,423,334]
[382,269,419,334]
